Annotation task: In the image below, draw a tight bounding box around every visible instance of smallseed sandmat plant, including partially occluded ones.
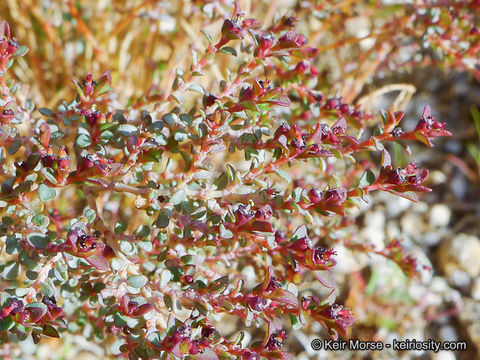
[0,1,477,359]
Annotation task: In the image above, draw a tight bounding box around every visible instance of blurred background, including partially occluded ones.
[0,0,479,359]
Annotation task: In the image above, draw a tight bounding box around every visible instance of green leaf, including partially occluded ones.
[162,113,177,125]
[194,301,208,316]
[163,294,173,311]
[111,258,125,271]
[226,164,236,182]
[114,312,128,327]
[13,45,29,57]
[414,132,432,147]
[42,324,60,338]
[41,168,58,184]
[38,183,56,202]
[170,190,186,205]
[135,225,150,238]
[240,101,260,112]
[25,301,48,313]
[31,214,49,228]
[289,313,302,330]
[114,221,127,234]
[187,84,205,94]
[174,129,188,142]
[76,134,92,148]
[120,241,136,256]
[118,124,138,136]
[39,107,53,117]
[84,208,96,223]
[220,224,233,239]
[27,233,50,249]
[274,169,291,183]
[213,172,228,190]
[200,29,213,44]
[358,169,376,187]
[5,235,19,254]
[220,47,237,56]
[127,275,148,288]
[0,317,15,331]
[156,212,169,228]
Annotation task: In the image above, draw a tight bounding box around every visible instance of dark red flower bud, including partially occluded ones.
[246,295,268,311]
[329,304,355,329]
[391,126,404,137]
[308,188,322,203]
[82,73,96,96]
[66,228,104,256]
[301,296,319,309]
[42,296,57,307]
[182,275,194,284]
[313,247,336,265]
[405,162,428,184]
[235,205,255,226]
[201,325,216,339]
[5,39,18,56]
[42,296,63,321]
[1,298,24,318]
[282,16,298,28]
[293,61,309,76]
[189,340,201,355]
[339,103,351,115]
[307,143,332,157]
[290,138,306,152]
[289,236,313,251]
[323,187,347,205]
[58,153,70,170]
[77,153,112,175]
[242,18,260,29]
[242,350,260,360]
[325,98,339,110]
[265,276,282,292]
[2,108,14,121]
[265,330,287,351]
[176,325,190,339]
[388,168,406,185]
[203,93,218,107]
[255,205,272,220]
[274,231,287,243]
[276,31,307,48]
[41,154,57,168]
[415,112,446,133]
[221,19,244,40]
[127,301,139,314]
[81,109,102,127]
[352,110,363,118]
[258,32,275,56]
[274,123,291,139]
[312,91,323,102]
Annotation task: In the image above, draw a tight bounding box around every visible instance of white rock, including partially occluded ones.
[422,231,442,246]
[449,269,471,287]
[439,326,458,342]
[429,204,451,227]
[433,351,456,360]
[439,233,480,277]
[472,278,480,301]
[385,195,411,217]
[401,212,425,237]
[361,210,385,249]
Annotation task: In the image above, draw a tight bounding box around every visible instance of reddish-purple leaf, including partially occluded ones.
[85,254,110,271]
